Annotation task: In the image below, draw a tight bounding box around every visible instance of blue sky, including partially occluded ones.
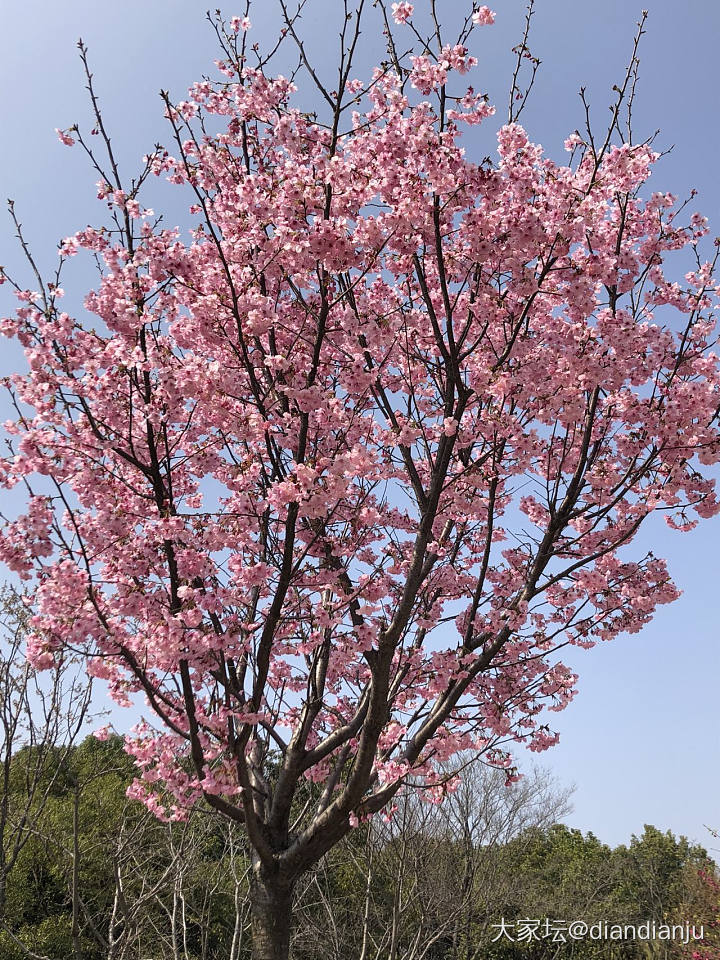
[1,0,718,851]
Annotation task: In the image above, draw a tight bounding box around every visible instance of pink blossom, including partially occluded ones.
[391,2,414,23]
[472,5,496,25]
[409,55,447,94]
[564,132,584,152]
[230,15,251,32]
[55,128,75,147]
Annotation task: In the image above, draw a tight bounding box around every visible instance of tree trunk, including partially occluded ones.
[250,869,294,960]
[71,781,82,960]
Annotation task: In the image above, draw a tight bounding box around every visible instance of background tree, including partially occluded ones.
[1,732,714,960]
[676,829,720,960]
[0,734,254,960]
[2,2,720,957]
[482,824,714,959]
[0,586,92,956]
[289,762,572,960]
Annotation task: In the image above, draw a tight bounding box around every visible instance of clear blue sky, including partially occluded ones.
[1,0,718,851]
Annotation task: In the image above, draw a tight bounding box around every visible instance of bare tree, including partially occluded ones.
[291,761,572,960]
[0,586,92,951]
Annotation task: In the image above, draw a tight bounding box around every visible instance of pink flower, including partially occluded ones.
[56,128,75,147]
[230,15,251,33]
[472,5,496,25]
[409,55,447,94]
[29,650,54,671]
[564,132,584,152]
[391,1,414,23]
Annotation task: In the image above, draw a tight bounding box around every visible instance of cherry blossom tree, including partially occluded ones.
[2,2,720,957]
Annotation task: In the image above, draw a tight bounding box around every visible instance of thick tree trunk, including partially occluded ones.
[250,869,294,960]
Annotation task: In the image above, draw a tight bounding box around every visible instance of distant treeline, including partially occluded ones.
[0,734,717,960]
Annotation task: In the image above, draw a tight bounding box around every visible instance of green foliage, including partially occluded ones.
[0,735,251,959]
[0,737,716,960]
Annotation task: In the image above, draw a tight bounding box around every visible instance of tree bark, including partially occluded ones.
[250,868,294,960]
